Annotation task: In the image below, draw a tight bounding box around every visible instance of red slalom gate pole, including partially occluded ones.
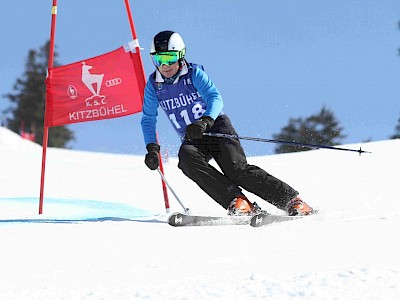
[123,0,170,212]
[156,133,170,213]
[39,0,58,214]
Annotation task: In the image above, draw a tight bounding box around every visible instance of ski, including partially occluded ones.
[250,213,303,227]
[168,211,316,227]
[168,212,251,227]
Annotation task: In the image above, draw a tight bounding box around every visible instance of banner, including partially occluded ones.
[45,44,144,127]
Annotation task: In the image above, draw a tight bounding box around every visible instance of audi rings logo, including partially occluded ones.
[105,78,122,87]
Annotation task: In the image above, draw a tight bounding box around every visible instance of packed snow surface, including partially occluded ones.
[0,127,399,299]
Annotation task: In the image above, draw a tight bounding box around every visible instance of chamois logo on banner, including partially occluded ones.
[81,62,107,107]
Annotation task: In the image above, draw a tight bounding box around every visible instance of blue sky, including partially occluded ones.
[1,0,399,156]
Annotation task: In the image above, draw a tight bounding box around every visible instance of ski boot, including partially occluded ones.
[287,196,315,216]
[227,196,263,216]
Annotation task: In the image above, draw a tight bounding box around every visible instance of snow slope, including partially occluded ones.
[0,126,399,300]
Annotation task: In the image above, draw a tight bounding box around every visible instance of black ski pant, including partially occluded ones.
[178,115,298,210]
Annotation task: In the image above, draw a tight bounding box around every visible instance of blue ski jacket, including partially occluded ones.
[141,62,224,145]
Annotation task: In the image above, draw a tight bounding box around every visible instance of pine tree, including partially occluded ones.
[393,22,400,138]
[273,106,346,154]
[3,41,74,147]
[390,113,400,139]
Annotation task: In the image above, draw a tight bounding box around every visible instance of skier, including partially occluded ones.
[141,30,314,216]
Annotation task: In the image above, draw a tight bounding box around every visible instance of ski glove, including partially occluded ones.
[145,143,160,170]
[185,116,215,141]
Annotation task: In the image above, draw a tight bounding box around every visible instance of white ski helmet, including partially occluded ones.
[150,30,186,58]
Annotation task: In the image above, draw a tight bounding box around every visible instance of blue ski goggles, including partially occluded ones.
[150,51,183,67]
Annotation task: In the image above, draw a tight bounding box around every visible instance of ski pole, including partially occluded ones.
[203,132,371,155]
[157,168,190,213]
